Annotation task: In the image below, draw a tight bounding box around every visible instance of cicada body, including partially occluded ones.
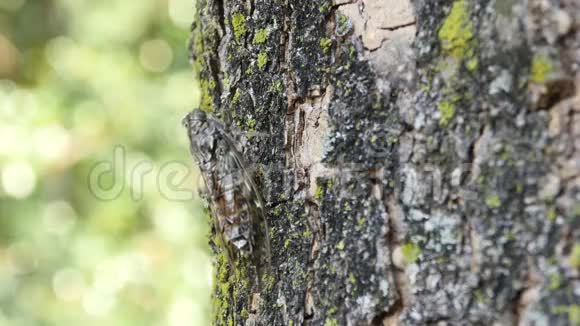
[183,109,270,269]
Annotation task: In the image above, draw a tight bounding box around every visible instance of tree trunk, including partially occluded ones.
[190,0,580,324]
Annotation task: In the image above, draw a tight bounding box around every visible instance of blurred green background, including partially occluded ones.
[0,0,211,325]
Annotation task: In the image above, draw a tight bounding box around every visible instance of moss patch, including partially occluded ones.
[232,12,247,41]
[485,194,501,209]
[548,272,562,290]
[253,28,269,44]
[348,273,356,285]
[268,80,283,93]
[401,242,421,264]
[531,55,552,83]
[466,57,478,71]
[246,117,256,130]
[257,52,268,69]
[200,79,216,112]
[212,249,231,325]
[570,305,580,324]
[570,244,580,268]
[319,37,332,54]
[314,184,324,200]
[546,206,557,221]
[438,100,456,126]
[324,318,338,326]
[438,0,473,59]
[232,89,241,104]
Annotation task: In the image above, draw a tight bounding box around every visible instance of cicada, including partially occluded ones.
[183,109,270,270]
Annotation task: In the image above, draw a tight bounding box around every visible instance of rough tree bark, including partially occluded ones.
[189,0,580,325]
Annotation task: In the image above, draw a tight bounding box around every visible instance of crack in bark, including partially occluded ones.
[215,0,226,37]
[378,20,416,31]
[365,22,416,53]
[213,0,230,116]
[379,195,411,325]
[331,0,358,11]
[365,38,389,52]
[512,258,543,325]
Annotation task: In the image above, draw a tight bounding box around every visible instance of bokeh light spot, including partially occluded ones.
[1,162,36,199]
[82,288,116,316]
[33,124,71,164]
[152,204,192,244]
[168,0,194,29]
[42,201,77,235]
[139,39,173,73]
[45,36,76,76]
[182,250,212,290]
[0,126,20,157]
[52,268,86,301]
[168,297,202,326]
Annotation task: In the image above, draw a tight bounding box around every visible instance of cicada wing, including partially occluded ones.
[197,168,237,267]
[219,134,272,269]
[186,112,270,279]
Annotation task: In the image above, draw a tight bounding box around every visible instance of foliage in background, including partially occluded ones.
[0,0,211,325]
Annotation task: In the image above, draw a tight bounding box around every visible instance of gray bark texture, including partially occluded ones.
[189,0,580,325]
